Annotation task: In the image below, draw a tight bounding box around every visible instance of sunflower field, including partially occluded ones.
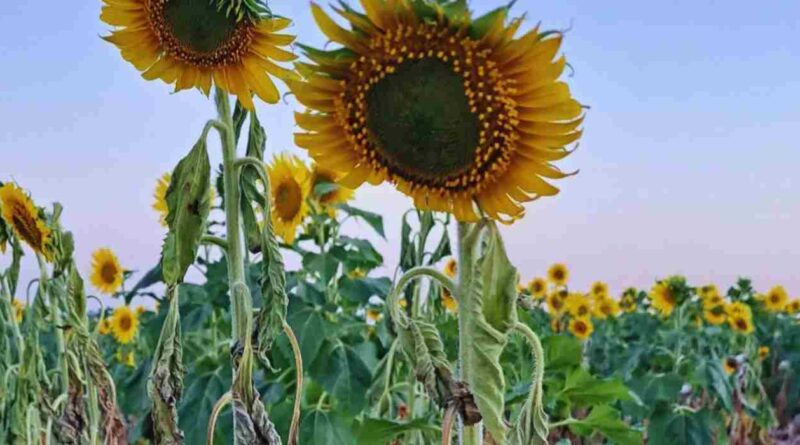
[1,1,799,445]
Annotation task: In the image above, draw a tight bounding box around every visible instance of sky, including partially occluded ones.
[1,0,799,300]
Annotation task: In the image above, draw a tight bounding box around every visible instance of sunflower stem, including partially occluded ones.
[456,221,482,445]
[36,254,68,396]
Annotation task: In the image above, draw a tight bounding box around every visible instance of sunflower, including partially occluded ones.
[444,258,458,279]
[153,173,216,227]
[110,306,139,344]
[702,293,725,309]
[547,263,569,286]
[135,305,146,315]
[723,357,738,375]
[593,296,620,320]
[728,314,754,335]
[100,0,298,110]
[699,284,719,300]
[115,350,136,368]
[90,248,124,295]
[528,277,547,299]
[725,302,752,319]
[0,183,53,260]
[291,1,583,222]
[398,297,408,309]
[565,293,591,319]
[11,299,24,323]
[763,286,788,312]
[703,304,726,326]
[786,299,800,314]
[98,318,112,335]
[310,163,355,215]
[366,308,383,323]
[441,288,458,314]
[650,282,676,317]
[620,291,637,313]
[569,317,593,341]
[546,291,565,315]
[267,154,311,244]
[590,281,609,299]
[758,346,769,361]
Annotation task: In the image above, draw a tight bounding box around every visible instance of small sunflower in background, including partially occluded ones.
[153,173,216,227]
[135,305,146,316]
[728,314,754,335]
[441,288,458,315]
[565,294,591,319]
[763,286,788,312]
[310,164,354,216]
[110,306,139,344]
[593,296,620,320]
[723,357,738,375]
[758,346,770,361]
[569,317,594,341]
[590,281,609,299]
[366,308,383,324]
[699,284,719,300]
[267,154,311,244]
[547,264,569,287]
[443,258,458,279]
[528,277,547,300]
[546,291,566,315]
[90,248,124,295]
[100,0,298,109]
[620,289,637,313]
[292,1,583,222]
[115,350,136,368]
[0,182,53,261]
[98,318,112,335]
[11,299,25,323]
[786,299,800,314]
[649,282,676,317]
[725,301,751,319]
[703,305,726,326]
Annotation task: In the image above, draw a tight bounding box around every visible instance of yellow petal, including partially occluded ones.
[311,3,367,52]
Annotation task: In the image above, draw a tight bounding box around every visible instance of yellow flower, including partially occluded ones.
[763,286,788,312]
[550,317,562,333]
[441,289,458,315]
[650,282,676,317]
[547,264,569,287]
[100,0,297,110]
[593,296,620,320]
[699,284,719,300]
[110,306,139,344]
[291,2,583,223]
[758,346,769,361]
[728,314,754,335]
[115,350,136,368]
[98,318,112,335]
[366,308,383,323]
[310,163,354,215]
[135,305,146,316]
[528,277,547,299]
[0,183,53,260]
[398,298,408,310]
[703,305,727,326]
[569,317,594,341]
[725,302,752,319]
[620,291,637,313]
[90,248,124,295]
[590,281,609,299]
[565,294,592,319]
[348,268,367,279]
[546,292,566,315]
[267,154,311,244]
[153,173,216,227]
[786,299,800,314]
[12,299,24,323]
[444,258,458,279]
[702,293,725,309]
[723,357,738,375]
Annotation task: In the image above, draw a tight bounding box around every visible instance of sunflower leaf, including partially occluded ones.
[148,286,185,444]
[160,138,211,286]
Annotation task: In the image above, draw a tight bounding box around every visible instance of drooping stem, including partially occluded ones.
[513,322,546,419]
[36,254,68,395]
[456,221,481,445]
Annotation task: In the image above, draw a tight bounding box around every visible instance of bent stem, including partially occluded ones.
[282,322,303,445]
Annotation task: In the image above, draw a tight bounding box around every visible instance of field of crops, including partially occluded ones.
[2,0,799,444]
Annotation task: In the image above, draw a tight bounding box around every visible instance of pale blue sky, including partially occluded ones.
[1,1,799,298]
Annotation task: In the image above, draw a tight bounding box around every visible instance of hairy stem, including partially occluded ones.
[456,222,481,445]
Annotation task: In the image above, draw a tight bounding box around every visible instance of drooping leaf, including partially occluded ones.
[338,204,385,238]
[148,286,185,444]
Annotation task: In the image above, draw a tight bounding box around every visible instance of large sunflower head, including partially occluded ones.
[310,163,355,212]
[0,183,54,261]
[100,0,298,109]
[110,305,139,344]
[267,153,311,244]
[90,248,124,295]
[649,282,676,317]
[763,286,788,312]
[291,1,584,222]
[568,317,593,341]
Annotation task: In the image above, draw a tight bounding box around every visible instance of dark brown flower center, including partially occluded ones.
[274,180,303,222]
[9,201,45,251]
[101,262,118,284]
[119,314,132,331]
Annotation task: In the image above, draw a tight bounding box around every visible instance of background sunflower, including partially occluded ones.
[267,153,311,244]
[90,248,124,295]
[0,182,53,260]
[110,305,139,344]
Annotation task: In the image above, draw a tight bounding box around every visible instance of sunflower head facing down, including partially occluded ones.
[569,317,594,341]
[267,154,311,244]
[291,1,584,223]
[441,288,458,314]
[310,163,355,214]
[110,306,139,344]
[0,182,54,261]
[90,248,124,295]
[12,299,25,323]
[650,282,676,317]
[764,286,788,312]
[100,0,298,110]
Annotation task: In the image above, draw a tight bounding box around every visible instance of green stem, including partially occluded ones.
[456,221,481,445]
[36,254,68,395]
[201,235,229,250]
[387,266,455,330]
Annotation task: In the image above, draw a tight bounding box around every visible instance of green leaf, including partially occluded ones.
[469,5,509,40]
[311,342,373,413]
[543,335,583,372]
[160,138,212,285]
[303,252,340,285]
[339,204,385,238]
[704,358,733,412]
[559,367,631,408]
[123,263,163,304]
[648,404,714,445]
[480,225,518,332]
[338,276,391,304]
[299,409,355,445]
[568,405,642,445]
[287,301,330,366]
[313,181,340,198]
[355,417,439,445]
